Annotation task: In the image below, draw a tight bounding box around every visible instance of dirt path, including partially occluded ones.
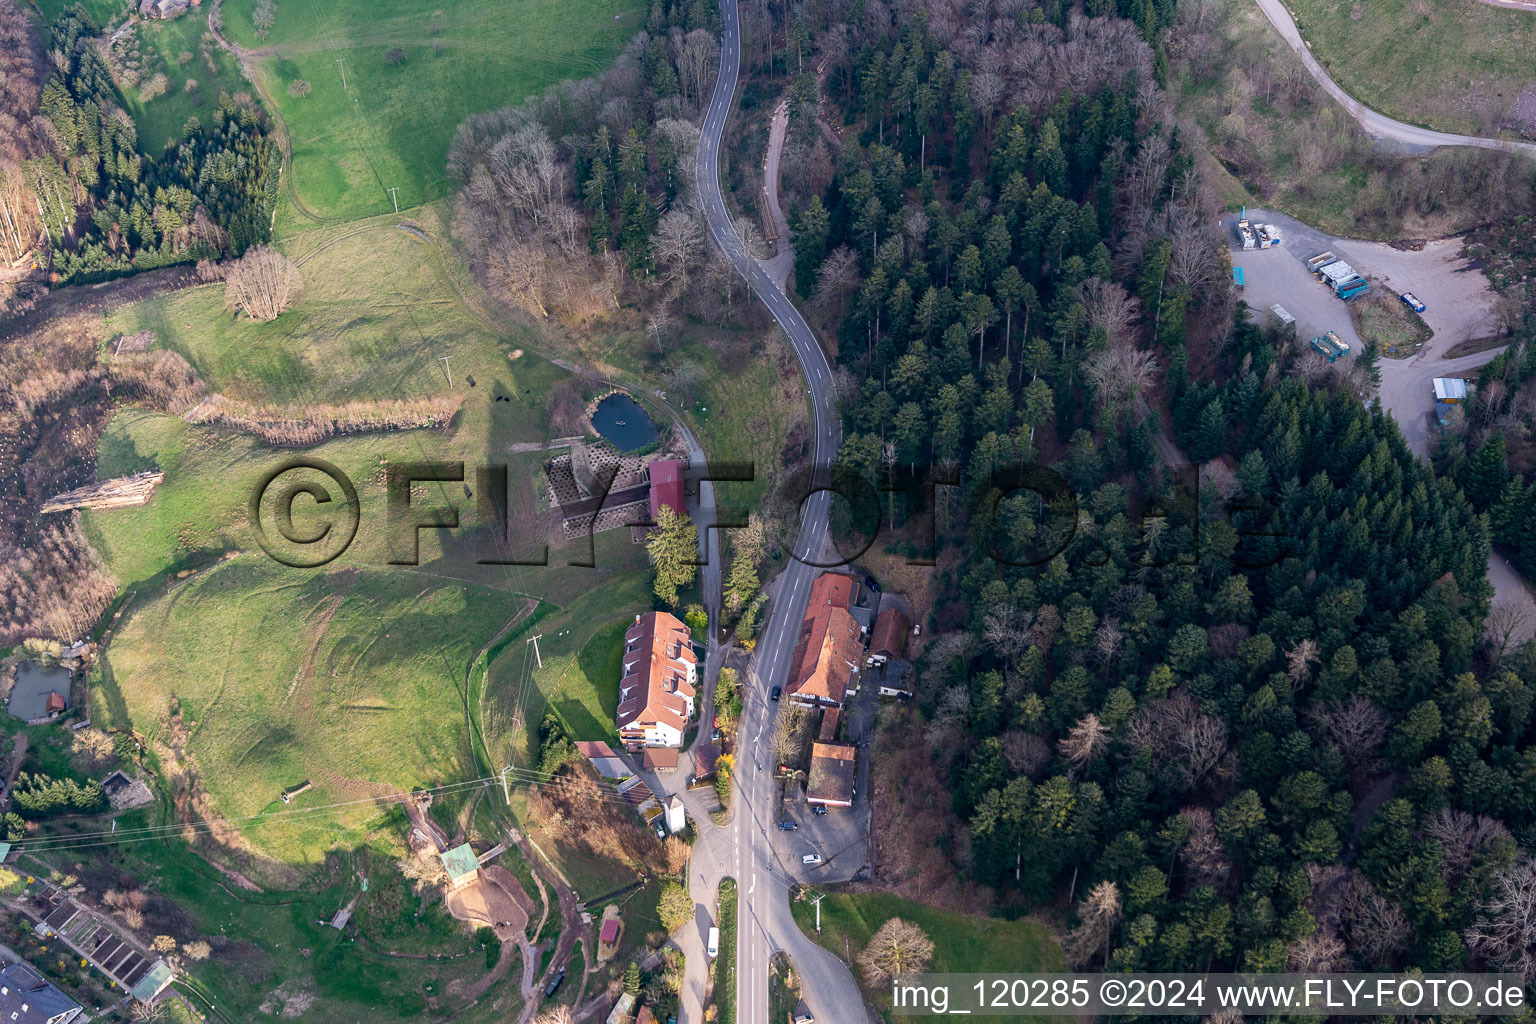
[206,0,332,226]
[757,99,793,291]
[514,832,585,1024]
[0,734,27,805]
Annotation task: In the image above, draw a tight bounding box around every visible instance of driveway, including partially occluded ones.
[1249,0,1536,157]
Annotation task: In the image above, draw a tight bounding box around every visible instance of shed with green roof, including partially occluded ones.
[440,844,480,889]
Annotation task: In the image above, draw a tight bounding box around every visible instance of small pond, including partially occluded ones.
[591,392,660,452]
[8,661,70,721]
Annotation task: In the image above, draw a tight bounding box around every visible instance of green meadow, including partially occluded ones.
[86,208,651,870]
[791,892,1064,1021]
[1284,0,1536,137]
[216,0,641,221]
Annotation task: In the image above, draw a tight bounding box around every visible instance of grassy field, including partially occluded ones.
[88,206,567,584]
[94,555,512,866]
[214,0,640,222]
[791,892,1063,1020]
[85,207,654,874]
[1285,0,1536,137]
[1351,289,1433,358]
[104,207,555,407]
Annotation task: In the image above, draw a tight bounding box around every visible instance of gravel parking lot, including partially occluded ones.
[1227,227,1364,353]
[1230,209,1501,355]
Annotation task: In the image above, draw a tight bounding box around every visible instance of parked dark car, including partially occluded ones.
[777,820,799,831]
[811,805,828,815]
[545,968,566,998]
[770,685,782,701]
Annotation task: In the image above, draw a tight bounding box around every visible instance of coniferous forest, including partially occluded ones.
[13,5,278,283]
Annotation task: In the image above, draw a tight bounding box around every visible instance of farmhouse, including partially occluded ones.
[786,573,863,708]
[806,742,857,808]
[617,612,697,749]
[0,961,81,1024]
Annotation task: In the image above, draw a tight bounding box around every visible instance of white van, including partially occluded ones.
[801,853,823,866]
[707,926,719,958]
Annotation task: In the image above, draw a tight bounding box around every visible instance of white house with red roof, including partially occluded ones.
[617,611,697,749]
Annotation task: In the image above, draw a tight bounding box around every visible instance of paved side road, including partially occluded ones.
[1250,0,1536,157]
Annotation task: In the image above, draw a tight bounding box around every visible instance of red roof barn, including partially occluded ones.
[648,460,685,521]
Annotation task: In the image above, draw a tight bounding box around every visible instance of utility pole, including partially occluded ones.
[336,57,347,90]
[388,186,399,214]
[813,891,824,932]
[527,633,544,669]
[439,355,452,386]
[500,765,512,806]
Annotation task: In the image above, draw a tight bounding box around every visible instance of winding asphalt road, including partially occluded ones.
[1251,0,1536,157]
[687,0,867,1021]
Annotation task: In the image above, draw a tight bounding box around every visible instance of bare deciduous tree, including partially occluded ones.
[1316,694,1389,774]
[1342,876,1410,966]
[812,246,860,311]
[1059,713,1109,768]
[1091,618,1123,667]
[1466,861,1536,981]
[770,705,808,765]
[1083,343,1159,409]
[130,1001,165,1024]
[1130,692,1231,790]
[651,209,704,293]
[1001,731,1052,779]
[677,30,719,105]
[858,918,936,983]
[1177,806,1232,888]
[645,309,673,353]
[1422,808,1510,882]
[1063,881,1121,967]
[487,239,549,319]
[1168,214,1223,295]
[982,605,1033,677]
[224,246,302,322]
[1284,638,1321,690]
[1287,930,1347,972]
[1078,278,1141,346]
[1485,602,1531,664]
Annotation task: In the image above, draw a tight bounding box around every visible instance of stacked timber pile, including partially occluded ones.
[40,471,165,513]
